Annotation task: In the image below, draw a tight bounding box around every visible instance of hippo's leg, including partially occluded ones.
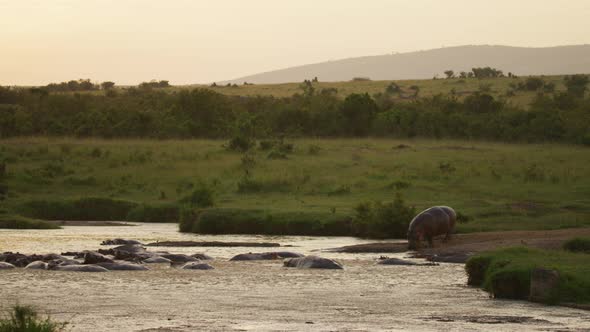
[443,232,452,243]
[426,235,434,248]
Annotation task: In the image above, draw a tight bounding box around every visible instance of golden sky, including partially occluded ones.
[1,0,589,85]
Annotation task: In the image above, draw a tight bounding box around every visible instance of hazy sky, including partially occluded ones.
[1,0,589,85]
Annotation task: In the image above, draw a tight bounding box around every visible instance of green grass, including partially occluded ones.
[563,237,590,253]
[0,211,59,229]
[465,247,590,304]
[0,305,66,332]
[1,138,590,235]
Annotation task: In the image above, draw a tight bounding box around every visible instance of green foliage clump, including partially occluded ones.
[563,237,590,253]
[126,204,180,223]
[352,193,416,238]
[0,305,66,332]
[179,208,352,236]
[179,183,215,208]
[465,247,590,304]
[0,212,59,229]
[21,197,138,221]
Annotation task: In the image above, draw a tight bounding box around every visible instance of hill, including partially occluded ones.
[223,45,590,84]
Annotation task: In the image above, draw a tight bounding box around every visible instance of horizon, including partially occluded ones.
[2,0,590,86]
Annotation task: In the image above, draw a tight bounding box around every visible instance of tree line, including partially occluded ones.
[0,75,588,144]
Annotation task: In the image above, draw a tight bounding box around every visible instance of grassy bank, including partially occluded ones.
[180,208,353,236]
[1,138,590,234]
[0,210,59,229]
[465,247,590,305]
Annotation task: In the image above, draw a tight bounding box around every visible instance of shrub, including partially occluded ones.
[179,208,353,236]
[179,183,215,208]
[126,204,180,223]
[0,305,66,332]
[227,136,254,152]
[21,197,138,221]
[0,213,60,229]
[563,237,590,253]
[307,144,321,155]
[352,193,416,238]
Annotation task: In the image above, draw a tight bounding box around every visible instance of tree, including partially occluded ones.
[459,71,468,79]
[339,93,378,136]
[101,81,115,90]
[444,70,455,79]
[564,74,589,98]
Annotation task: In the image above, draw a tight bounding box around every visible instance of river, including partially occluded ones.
[1,223,589,331]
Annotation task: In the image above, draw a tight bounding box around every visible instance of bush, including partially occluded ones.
[179,183,215,208]
[21,197,138,221]
[0,213,60,229]
[126,204,180,223]
[179,208,353,236]
[465,247,590,304]
[227,136,254,152]
[0,305,66,332]
[352,193,416,238]
[563,237,590,253]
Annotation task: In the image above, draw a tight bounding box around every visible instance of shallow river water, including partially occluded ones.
[1,223,589,331]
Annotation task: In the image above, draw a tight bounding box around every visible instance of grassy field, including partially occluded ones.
[1,138,589,234]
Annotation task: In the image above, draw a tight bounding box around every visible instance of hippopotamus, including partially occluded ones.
[230,252,279,261]
[377,257,438,266]
[95,262,149,271]
[181,262,214,270]
[83,252,114,265]
[283,256,343,269]
[0,262,16,270]
[51,264,109,272]
[160,254,199,263]
[230,252,303,261]
[25,261,48,270]
[142,256,172,264]
[100,239,143,246]
[190,253,214,260]
[407,206,456,250]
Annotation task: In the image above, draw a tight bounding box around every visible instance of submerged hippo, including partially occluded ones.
[52,264,109,272]
[95,262,149,271]
[407,206,456,250]
[377,257,438,266]
[0,262,16,270]
[25,261,48,270]
[181,262,214,270]
[101,239,143,246]
[283,256,343,269]
[230,252,279,261]
[142,256,172,264]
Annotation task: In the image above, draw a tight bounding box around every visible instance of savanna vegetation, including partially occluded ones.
[466,247,590,305]
[0,305,66,332]
[1,71,589,237]
[1,73,589,144]
[1,138,589,237]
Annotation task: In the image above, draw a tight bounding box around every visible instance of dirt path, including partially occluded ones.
[329,228,590,261]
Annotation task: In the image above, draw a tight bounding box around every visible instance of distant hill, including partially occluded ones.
[223,45,590,84]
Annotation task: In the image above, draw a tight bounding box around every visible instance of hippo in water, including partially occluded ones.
[283,256,343,269]
[0,262,16,270]
[407,206,456,250]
